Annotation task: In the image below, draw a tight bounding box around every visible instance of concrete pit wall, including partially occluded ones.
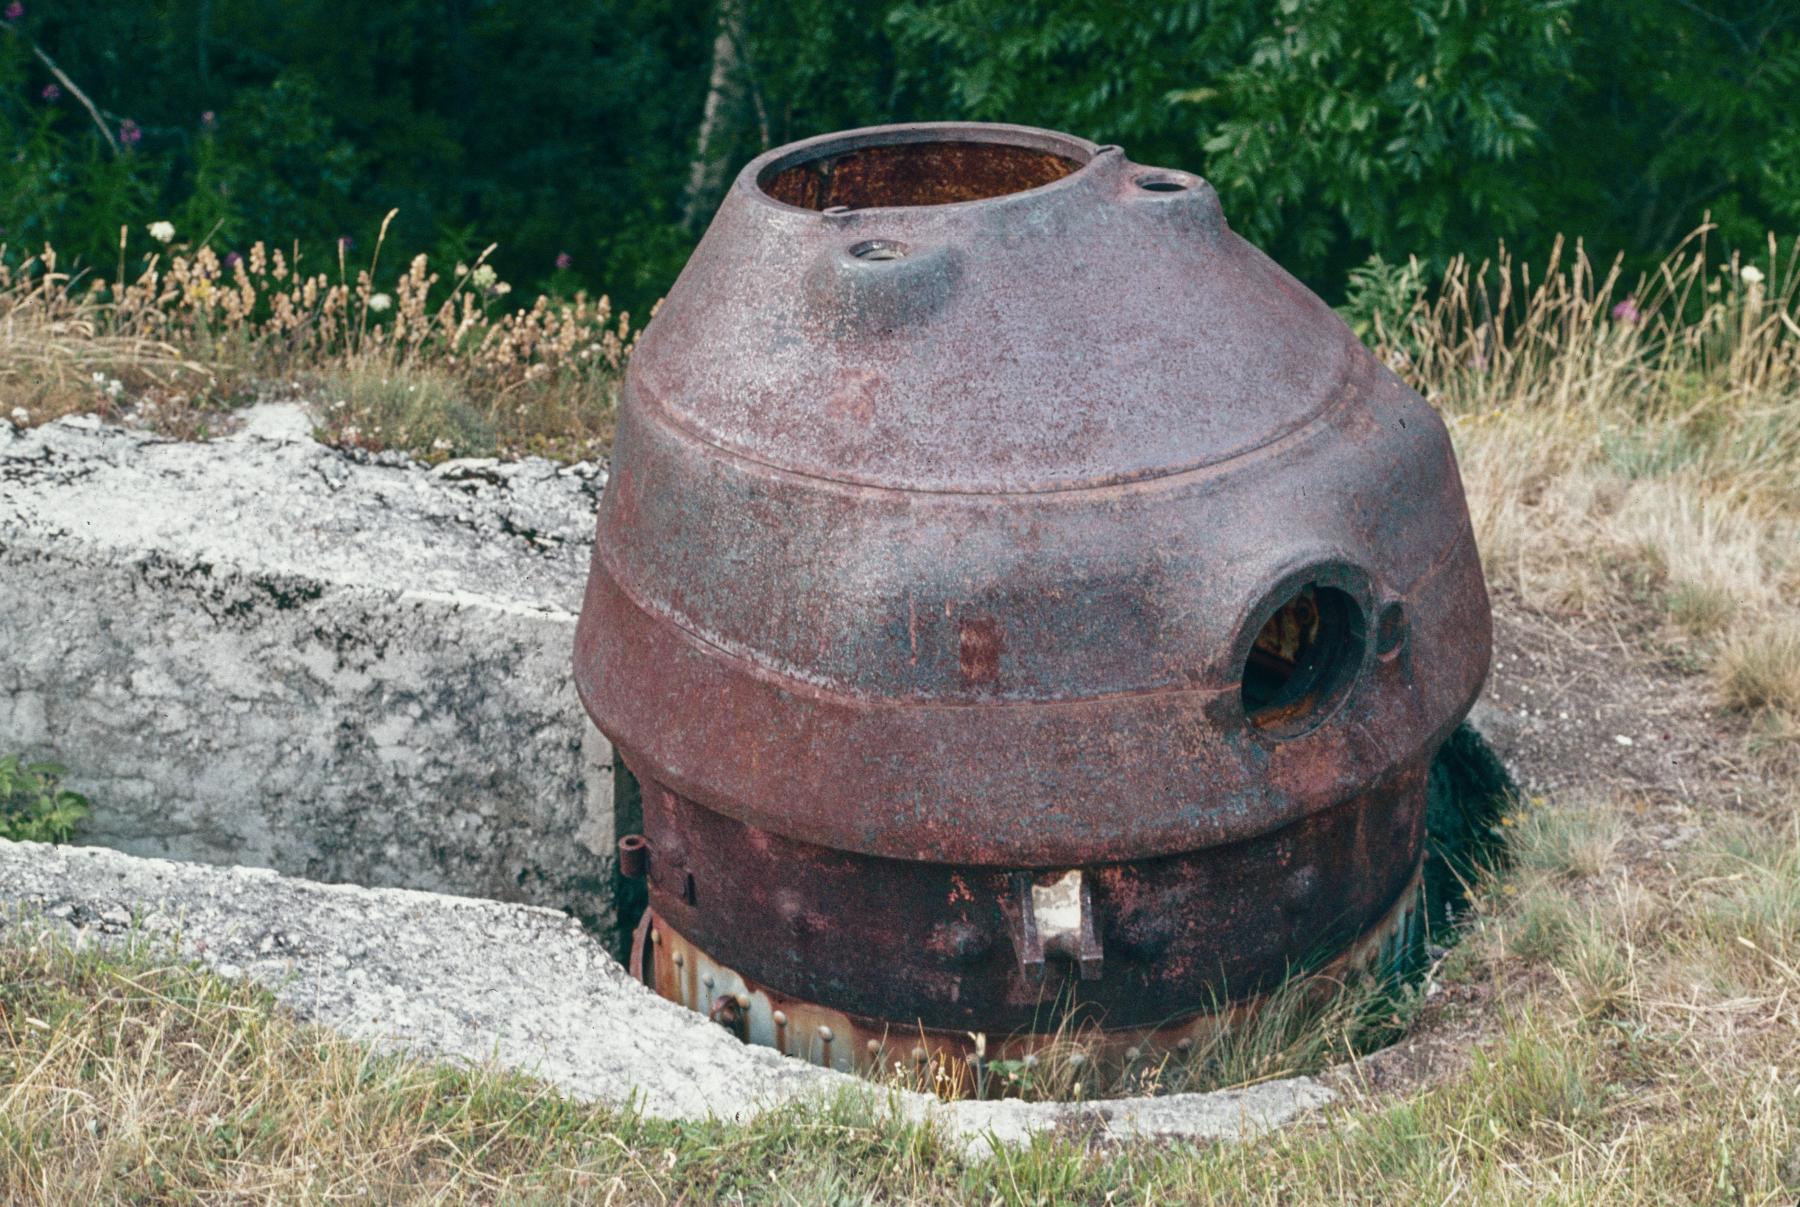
[0,408,624,943]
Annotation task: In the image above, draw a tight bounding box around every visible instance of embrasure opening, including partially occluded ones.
[761,138,1084,211]
[1241,584,1366,736]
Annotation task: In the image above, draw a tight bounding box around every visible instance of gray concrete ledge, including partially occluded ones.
[0,840,1336,1155]
[1,409,621,937]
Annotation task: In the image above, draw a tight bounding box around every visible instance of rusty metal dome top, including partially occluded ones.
[577,121,1489,874]
[640,122,1358,493]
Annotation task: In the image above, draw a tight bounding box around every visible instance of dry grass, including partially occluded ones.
[1365,228,1800,751]
[4,800,1799,1203]
[1716,620,1800,715]
[889,961,1420,1104]
[1,215,635,459]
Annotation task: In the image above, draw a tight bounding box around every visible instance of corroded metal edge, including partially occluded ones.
[632,863,1422,1092]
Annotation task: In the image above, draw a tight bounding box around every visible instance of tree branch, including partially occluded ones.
[28,39,120,155]
[680,0,748,233]
[1668,0,1751,56]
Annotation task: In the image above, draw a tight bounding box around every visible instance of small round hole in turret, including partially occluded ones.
[1133,172,1192,193]
[850,239,908,262]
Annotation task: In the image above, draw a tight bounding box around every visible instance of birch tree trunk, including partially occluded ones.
[681,0,747,234]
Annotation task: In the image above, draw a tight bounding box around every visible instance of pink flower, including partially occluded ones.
[3,3,24,22]
[201,110,216,130]
[555,251,573,270]
[41,83,60,102]
[223,251,243,269]
[119,120,142,148]
[1610,296,1640,325]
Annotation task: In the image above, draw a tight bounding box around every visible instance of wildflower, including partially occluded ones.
[40,83,59,103]
[555,251,573,270]
[491,281,512,297]
[223,250,242,269]
[3,3,23,21]
[471,264,497,289]
[454,262,469,277]
[119,120,142,148]
[338,235,355,254]
[367,292,393,313]
[1740,264,1765,286]
[200,110,216,130]
[1610,296,1640,325]
[147,220,176,244]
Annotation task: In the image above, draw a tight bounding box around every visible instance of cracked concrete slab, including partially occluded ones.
[0,839,1337,1155]
[0,409,621,937]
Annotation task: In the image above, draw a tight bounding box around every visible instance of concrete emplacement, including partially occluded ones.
[1,411,1511,1148]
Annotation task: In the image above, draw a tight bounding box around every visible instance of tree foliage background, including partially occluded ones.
[2,0,1795,311]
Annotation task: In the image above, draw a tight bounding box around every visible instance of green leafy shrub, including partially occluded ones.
[886,0,1573,284]
[1338,253,1429,348]
[0,755,90,844]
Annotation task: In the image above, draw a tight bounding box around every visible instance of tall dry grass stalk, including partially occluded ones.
[1,212,636,458]
[874,957,1415,1105]
[1364,229,1800,743]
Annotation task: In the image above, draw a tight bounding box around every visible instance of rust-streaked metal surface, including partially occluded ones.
[633,866,1424,1085]
[574,122,1491,1071]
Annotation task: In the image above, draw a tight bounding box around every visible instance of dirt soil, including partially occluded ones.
[1475,598,1763,815]
[1325,589,1768,1099]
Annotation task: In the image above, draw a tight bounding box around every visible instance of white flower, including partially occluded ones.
[367,292,393,313]
[470,264,497,289]
[147,221,176,244]
[492,281,512,296]
[1740,264,1765,285]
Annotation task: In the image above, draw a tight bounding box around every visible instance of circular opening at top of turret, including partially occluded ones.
[759,130,1087,211]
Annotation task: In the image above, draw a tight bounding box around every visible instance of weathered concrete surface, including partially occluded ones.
[0,409,620,936]
[0,840,1337,1154]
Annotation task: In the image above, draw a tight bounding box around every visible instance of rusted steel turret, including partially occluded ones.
[574,122,1491,1077]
